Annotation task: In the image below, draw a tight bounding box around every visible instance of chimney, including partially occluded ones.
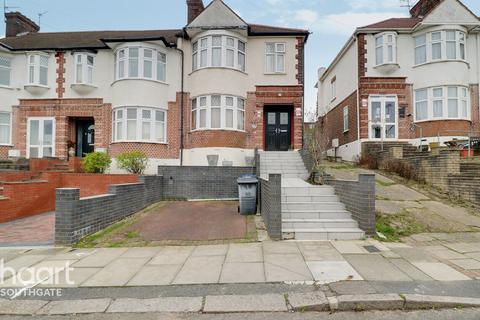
[410,0,442,18]
[186,0,205,24]
[5,12,40,37]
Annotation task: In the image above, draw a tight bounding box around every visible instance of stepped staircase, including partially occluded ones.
[258,151,365,240]
[0,160,29,171]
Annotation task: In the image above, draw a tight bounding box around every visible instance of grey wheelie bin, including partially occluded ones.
[237,174,258,215]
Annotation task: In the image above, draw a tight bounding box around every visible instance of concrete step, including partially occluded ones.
[262,168,307,172]
[282,218,358,229]
[282,195,339,202]
[283,210,352,220]
[283,202,345,211]
[282,228,365,241]
[280,173,309,179]
[282,187,335,196]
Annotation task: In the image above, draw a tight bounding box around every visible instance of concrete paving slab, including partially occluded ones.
[0,299,47,315]
[73,248,127,268]
[449,259,480,270]
[443,242,480,254]
[2,255,46,274]
[410,234,435,242]
[389,259,433,281]
[121,247,162,258]
[343,255,412,282]
[328,281,377,295]
[331,241,368,254]
[306,261,362,283]
[287,292,329,311]
[297,242,344,261]
[383,243,412,249]
[225,243,263,263]
[38,267,101,288]
[191,244,228,257]
[412,262,471,281]
[336,294,404,311]
[80,258,149,287]
[421,202,480,228]
[203,294,288,312]
[148,252,191,265]
[376,200,423,215]
[263,242,300,255]
[422,247,466,260]
[173,255,224,284]
[37,299,111,315]
[466,252,480,261]
[403,294,480,309]
[376,184,429,201]
[391,248,438,263]
[127,264,182,286]
[107,297,203,313]
[264,254,312,282]
[220,262,265,283]
[44,249,94,261]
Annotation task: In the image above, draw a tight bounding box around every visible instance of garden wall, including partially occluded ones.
[158,166,255,200]
[55,176,163,245]
[258,174,282,240]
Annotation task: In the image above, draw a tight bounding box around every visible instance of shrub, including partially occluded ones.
[82,152,112,173]
[383,159,418,180]
[117,151,149,174]
[356,154,379,170]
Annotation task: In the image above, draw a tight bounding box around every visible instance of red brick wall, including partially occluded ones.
[0,172,37,182]
[319,91,358,149]
[296,37,305,85]
[0,172,138,223]
[55,52,66,98]
[186,131,248,148]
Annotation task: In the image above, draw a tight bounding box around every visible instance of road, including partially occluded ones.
[1,310,480,320]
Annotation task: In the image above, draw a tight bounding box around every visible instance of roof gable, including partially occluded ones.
[186,0,247,30]
[422,0,479,25]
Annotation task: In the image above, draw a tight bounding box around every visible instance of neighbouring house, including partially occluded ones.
[0,0,309,173]
[316,0,480,161]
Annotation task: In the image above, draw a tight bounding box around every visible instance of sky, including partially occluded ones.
[1,0,480,118]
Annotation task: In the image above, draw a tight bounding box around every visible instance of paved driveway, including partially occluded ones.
[0,212,54,247]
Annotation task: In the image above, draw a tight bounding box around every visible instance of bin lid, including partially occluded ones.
[237,174,258,184]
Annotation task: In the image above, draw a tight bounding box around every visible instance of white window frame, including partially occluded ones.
[368,95,398,140]
[331,78,336,102]
[74,53,95,85]
[343,106,349,132]
[191,95,245,132]
[112,107,167,144]
[265,42,286,74]
[375,32,397,66]
[114,46,167,83]
[192,35,246,72]
[414,30,467,66]
[0,55,12,87]
[414,86,470,122]
[26,54,49,86]
[0,112,12,145]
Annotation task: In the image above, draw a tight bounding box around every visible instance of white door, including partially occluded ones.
[27,117,55,158]
[368,96,398,140]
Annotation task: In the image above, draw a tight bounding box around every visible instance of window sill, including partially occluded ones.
[190,67,247,76]
[343,129,349,134]
[24,84,50,95]
[71,83,97,94]
[110,141,168,145]
[413,59,469,69]
[0,85,14,90]
[264,72,287,75]
[190,128,247,134]
[112,78,169,86]
[414,118,471,123]
[374,63,400,74]
[0,144,13,147]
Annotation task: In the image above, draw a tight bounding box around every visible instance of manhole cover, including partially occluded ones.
[364,245,381,253]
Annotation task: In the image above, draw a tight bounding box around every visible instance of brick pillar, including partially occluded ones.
[266,174,282,240]
[358,173,376,235]
[55,188,80,246]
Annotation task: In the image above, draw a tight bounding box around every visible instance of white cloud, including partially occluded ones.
[311,11,407,35]
[346,0,404,10]
[293,9,318,24]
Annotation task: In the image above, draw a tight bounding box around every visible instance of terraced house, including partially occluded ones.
[316,0,480,161]
[0,0,309,173]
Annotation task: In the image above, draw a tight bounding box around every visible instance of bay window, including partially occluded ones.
[375,32,397,66]
[113,107,166,143]
[0,56,11,86]
[0,112,11,145]
[74,53,94,84]
[27,54,49,86]
[415,86,470,121]
[414,30,466,65]
[191,95,245,131]
[266,42,285,73]
[115,46,167,82]
[192,35,246,72]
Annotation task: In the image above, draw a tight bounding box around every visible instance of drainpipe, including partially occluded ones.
[173,44,185,166]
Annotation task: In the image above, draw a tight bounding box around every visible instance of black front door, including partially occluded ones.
[265,110,291,151]
[76,120,95,157]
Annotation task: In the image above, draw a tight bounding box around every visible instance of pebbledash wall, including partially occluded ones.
[316,0,480,162]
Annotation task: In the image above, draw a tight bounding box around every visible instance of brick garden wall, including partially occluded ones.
[0,172,138,223]
[324,173,376,235]
[258,174,282,240]
[157,166,255,200]
[55,175,163,245]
